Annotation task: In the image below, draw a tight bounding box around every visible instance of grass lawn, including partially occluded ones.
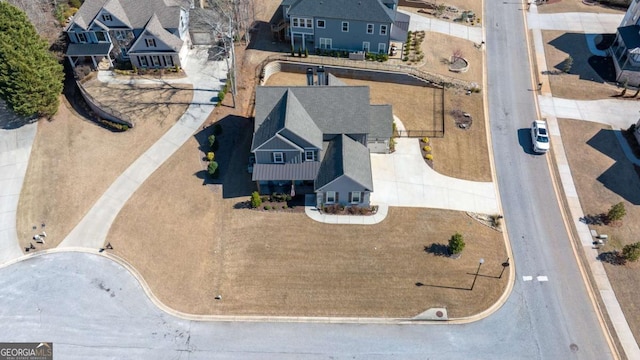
[558,118,640,345]
[16,82,192,250]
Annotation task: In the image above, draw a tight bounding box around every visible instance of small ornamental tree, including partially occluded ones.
[250,191,262,208]
[622,242,640,263]
[208,135,216,148]
[448,232,465,254]
[206,152,215,161]
[563,56,573,73]
[607,202,626,223]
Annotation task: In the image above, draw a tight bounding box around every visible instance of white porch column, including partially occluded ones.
[91,56,98,69]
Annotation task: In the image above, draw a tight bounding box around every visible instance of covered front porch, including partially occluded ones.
[252,161,320,195]
[66,43,114,70]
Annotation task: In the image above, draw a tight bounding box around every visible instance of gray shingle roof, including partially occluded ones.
[129,13,184,52]
[369,105,393,139]
[66,43,113,56]
[315,135,373,191]
[254,86,371,136]
[288,0,395,23]
[68,0,184,31]
[252,89,324,151]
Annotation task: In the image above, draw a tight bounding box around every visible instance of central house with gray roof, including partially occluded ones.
[251,68,393,208]
[273,0,409,54]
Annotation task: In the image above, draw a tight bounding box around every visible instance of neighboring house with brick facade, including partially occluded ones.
[65,0,192,70]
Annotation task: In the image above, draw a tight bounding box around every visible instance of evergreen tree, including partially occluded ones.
[0,2,64,117]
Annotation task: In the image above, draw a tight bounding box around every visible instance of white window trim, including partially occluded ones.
[139,56,148,67]
[273,152,284,163]
[76,32,87,43]
[151,55,161,67]
[366,23,374,34]
[317,19,325,28]
[378,43,386,54]
[342,21,349,32]
[379,25,388,35]
[292,17,312,28]
[145,38,157,47]
[114,30,127,41]
[305,150,315,161]
[164,55,174,67]
[326,191,336,204]
[362,42,370,52]
[102,14,112,22]
[350,191,362,204]
[95,31,108,42]
[319,37,332,49]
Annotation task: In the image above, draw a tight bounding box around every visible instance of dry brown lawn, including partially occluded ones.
[399,2,483,22]
[535,0,626,14]
[108,132,507,317]
[16,82,192,250]
[265,72,490,181]
[541,30,621,100]
[558,118,640,344]
[415,31,483,84]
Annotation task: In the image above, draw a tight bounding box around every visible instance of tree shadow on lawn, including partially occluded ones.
[424,243,450,257]
[598,251,626,265]
[193,114,256,198]
[546,33,617,84]
[0,99,38,129]
[587,128,640,205]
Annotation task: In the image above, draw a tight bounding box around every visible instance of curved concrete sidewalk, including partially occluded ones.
[370,138,499,214]
[528,4,640,358]
[0,124,37,263]
[59,47,227,249]
[527,12,623,33]
[399,9,483,44]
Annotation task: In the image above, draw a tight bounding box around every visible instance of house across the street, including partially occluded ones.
[251,67,393,209]
[65,0,192,70]
[609,0,640,86]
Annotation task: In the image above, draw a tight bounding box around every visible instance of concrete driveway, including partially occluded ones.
[399,9,483,44]
[0,124,36,263]
[370,138,499,214]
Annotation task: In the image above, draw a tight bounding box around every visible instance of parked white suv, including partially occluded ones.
[531,120,550,153]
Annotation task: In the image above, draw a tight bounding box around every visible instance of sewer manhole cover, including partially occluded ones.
[569,343,579,352]
[436,311,444,318]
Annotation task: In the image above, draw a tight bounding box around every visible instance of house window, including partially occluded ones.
[362,42,370,52]
[305,18,313,28]
[292,18,299,27]
[380,25,388,35]
[350,191,362,204]
[102,14,112,22]
[151,55,161,67]
[77,32,87,43]
[139,56,148,67]
[305,150,315,161]
[114,30,127,41]
[145,38,157,47]
[273,152,284,163]
[317,19,325,28]
[367,24,374,34]
[319,38,332,49]
[95,31,107,42]
[164,56,174,67]
[342,22,349,32]
[378,43,386,54]
[326,191,336,204]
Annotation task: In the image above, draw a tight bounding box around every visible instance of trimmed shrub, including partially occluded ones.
[423,146,432,152]
[207,161,218,176]
[425,154,433,161]
[421,137,430,143]
[448,232,465,254]
[250,191,262,208]
[208,135,216,148]
[206,152,215,161]
[282,205,288,209]
[264,205,271,210]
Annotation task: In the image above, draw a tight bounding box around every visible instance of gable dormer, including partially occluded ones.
[128,13,184,53]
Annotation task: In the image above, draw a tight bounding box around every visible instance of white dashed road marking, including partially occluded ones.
[523,276,533,281]
[537,276,549,282]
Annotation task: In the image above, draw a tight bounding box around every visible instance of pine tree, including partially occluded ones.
[0,2,64,117]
